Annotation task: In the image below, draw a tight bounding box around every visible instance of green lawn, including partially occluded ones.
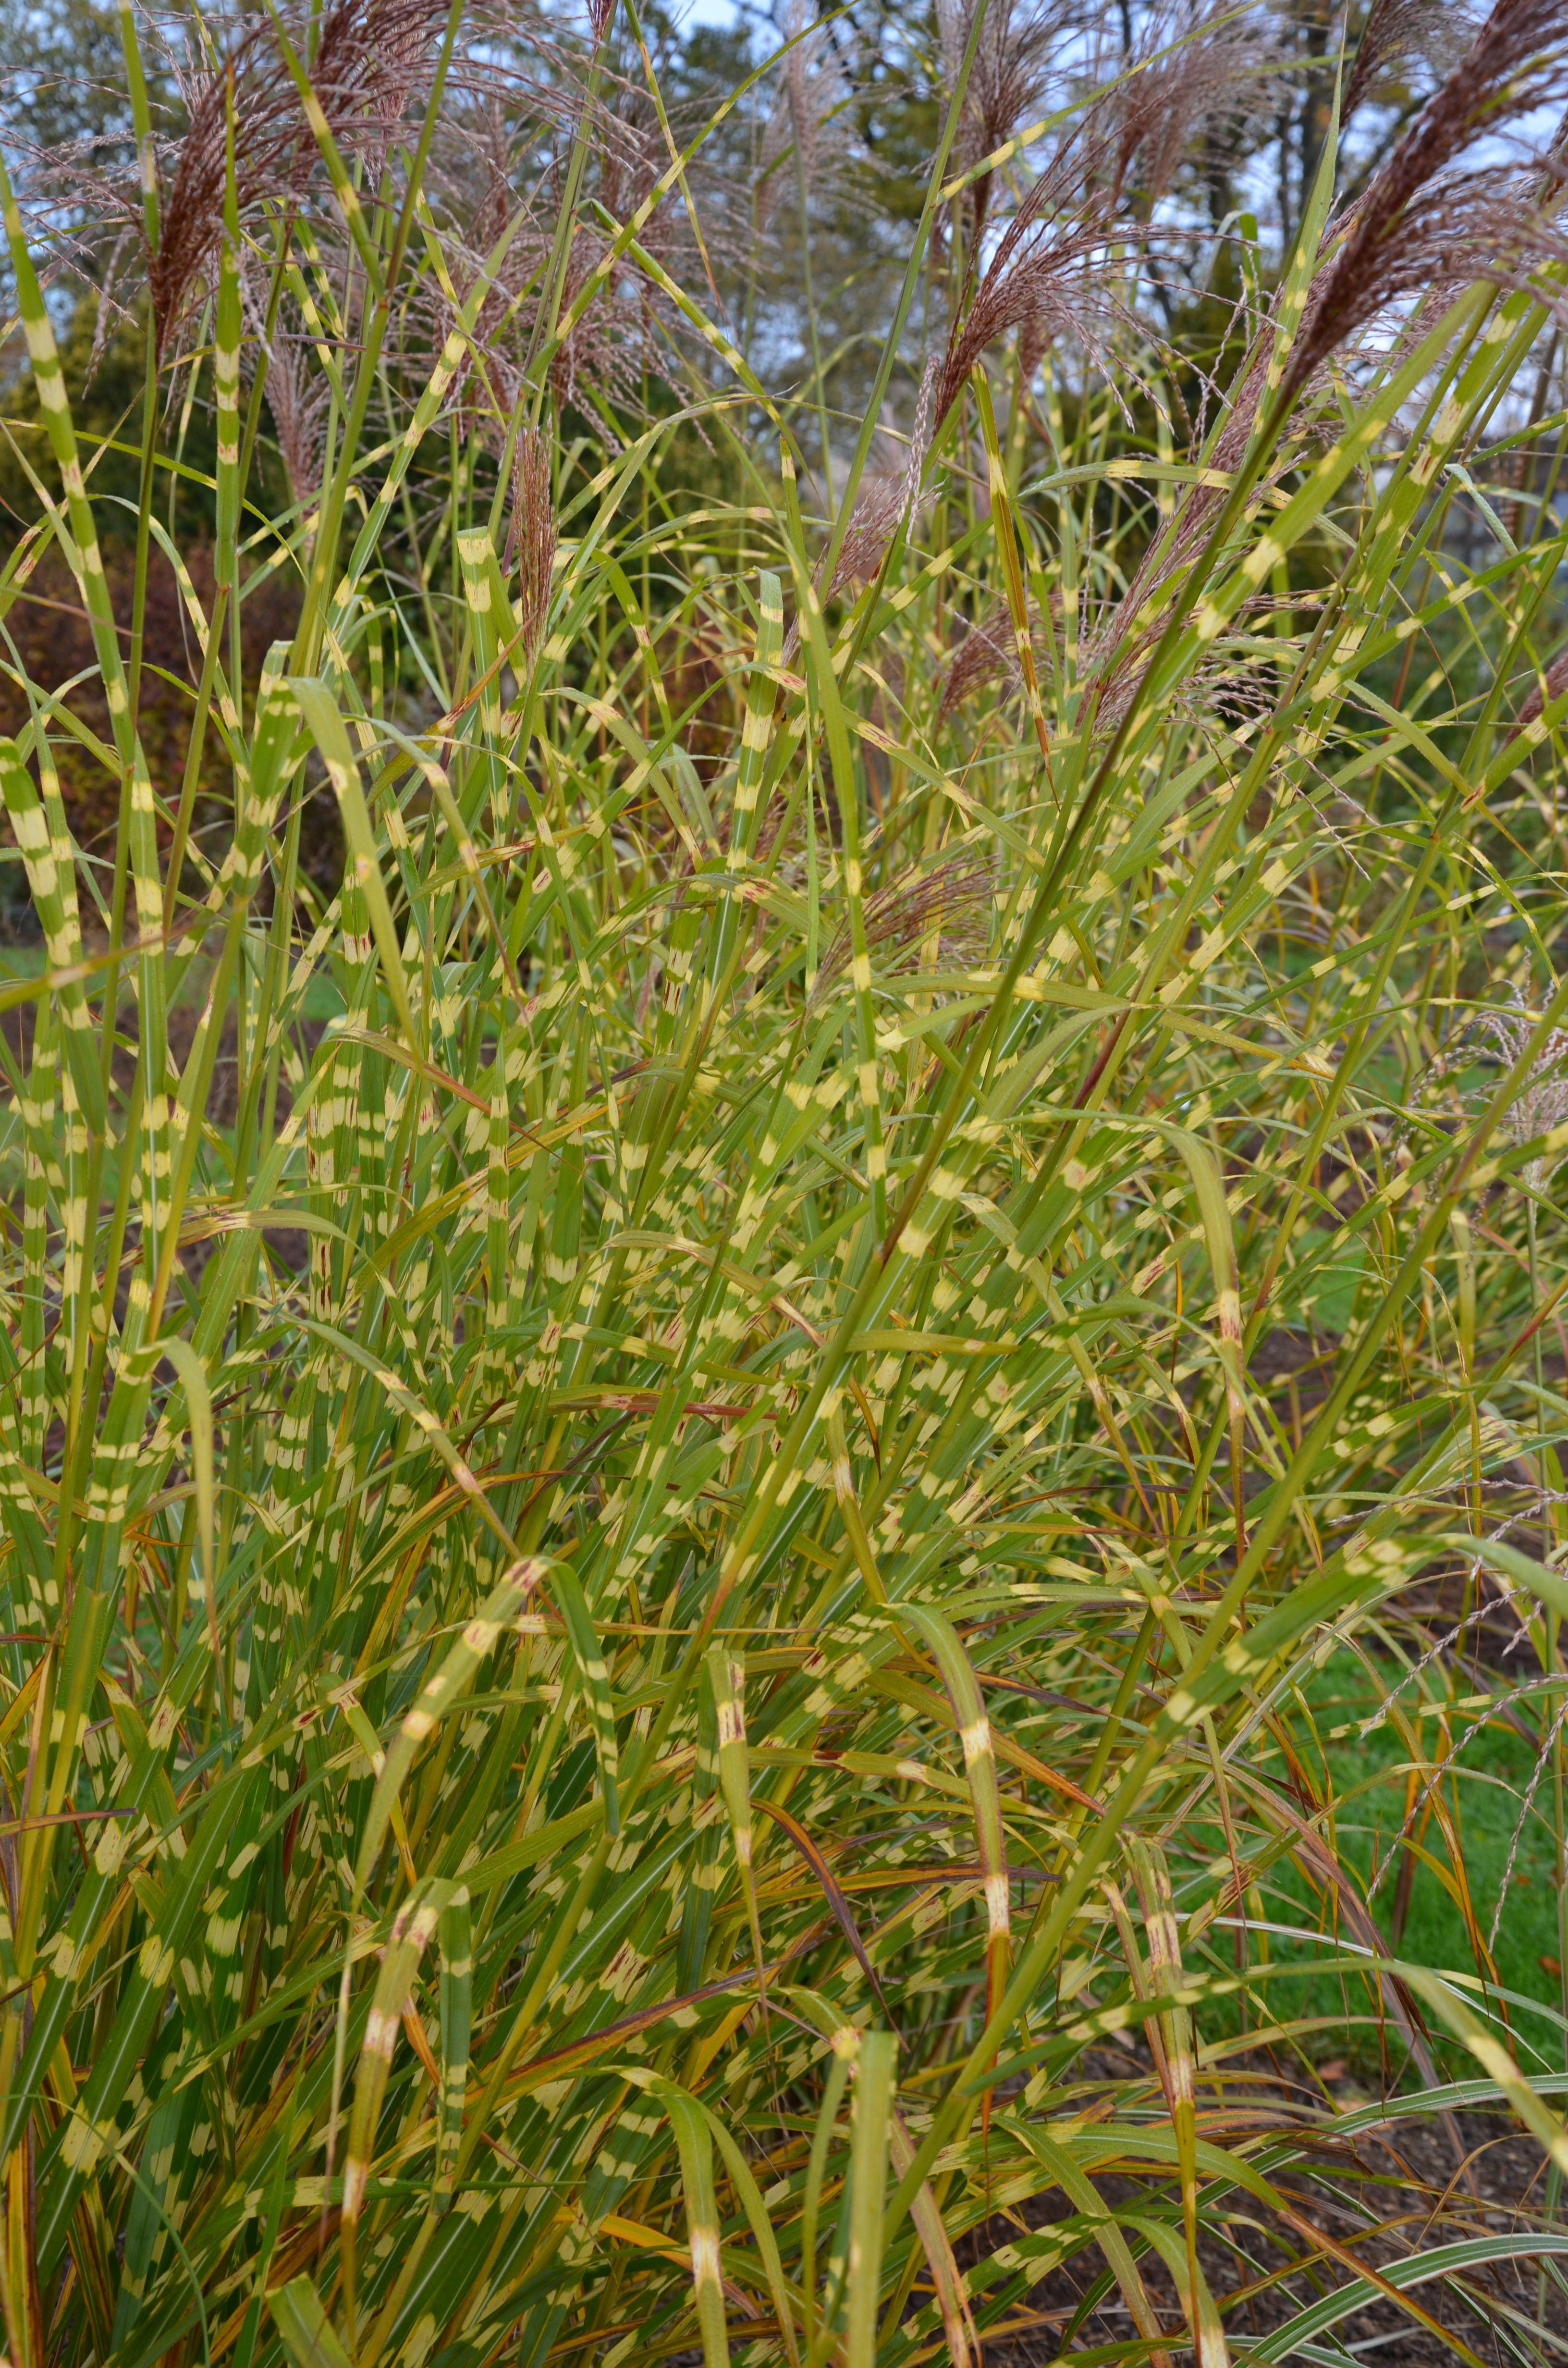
[1186,1648,1568,2082]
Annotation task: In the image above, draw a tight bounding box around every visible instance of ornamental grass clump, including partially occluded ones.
[3,1,1568,2366]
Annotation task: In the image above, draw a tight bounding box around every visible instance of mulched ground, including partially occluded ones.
[980,2050,1566,2366]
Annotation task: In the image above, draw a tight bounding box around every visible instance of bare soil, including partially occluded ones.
[980,2052,1565,2366]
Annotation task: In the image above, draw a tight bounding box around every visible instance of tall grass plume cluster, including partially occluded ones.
[1,0,1568,2364]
